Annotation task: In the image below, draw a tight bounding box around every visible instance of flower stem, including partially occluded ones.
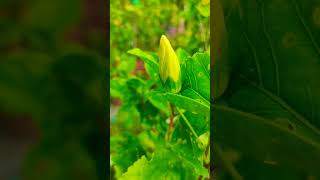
[176,107,198,139]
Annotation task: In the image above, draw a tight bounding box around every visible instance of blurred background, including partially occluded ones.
[0,0,108,179]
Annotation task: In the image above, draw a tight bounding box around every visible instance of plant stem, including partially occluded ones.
[166,103,175,142]
[170,103,175,130]
[177,107,198,139]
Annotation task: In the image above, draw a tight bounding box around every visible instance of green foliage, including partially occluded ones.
[120,146,207,180]
[111,48,210,179]
[110,1,210,179]
[23,141,98,180]
[0,1,107,179]
[214,0,320,179]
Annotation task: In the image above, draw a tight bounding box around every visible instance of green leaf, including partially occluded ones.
[172,114,209,174]
[163,89,210,116]
[176,48,190,63]
[111,77,145,110]
[213,0,230,99]
[119,156,148,180]
[213,104,320,175]
[176,48,190,89]
[120,147,207,180]
[128,48,159,80]
[171,122,209,177]
[185,52,210,101]
[147,91,170,115]
[215,0,320,177]
[181,88,210,107]
[110,78,127,98]
[111,133,145,174]
[184,111,209,136]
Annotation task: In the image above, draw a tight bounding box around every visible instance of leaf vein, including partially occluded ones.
[261,2,280,95]
[292,0,320,60]
[243,31,264,87]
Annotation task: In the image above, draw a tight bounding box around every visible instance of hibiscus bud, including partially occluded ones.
[159,35,182,93]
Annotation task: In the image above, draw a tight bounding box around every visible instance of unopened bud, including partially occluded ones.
[159,35,182,93]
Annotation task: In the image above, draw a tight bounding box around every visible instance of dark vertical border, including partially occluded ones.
[105,0,111,179]
[210,0,214,179]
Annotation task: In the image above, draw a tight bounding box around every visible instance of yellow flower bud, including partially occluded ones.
[159,35,181,93]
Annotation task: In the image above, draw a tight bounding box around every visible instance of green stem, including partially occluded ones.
[170,103,175,130]
[176,108,198,138]
[166,103,175,142]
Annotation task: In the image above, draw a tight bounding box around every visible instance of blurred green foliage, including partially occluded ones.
[110,0,210,79]
[0,0,107,179]
[110,0,210,179]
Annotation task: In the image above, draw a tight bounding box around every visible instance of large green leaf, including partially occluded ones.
[214,0,320,178]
